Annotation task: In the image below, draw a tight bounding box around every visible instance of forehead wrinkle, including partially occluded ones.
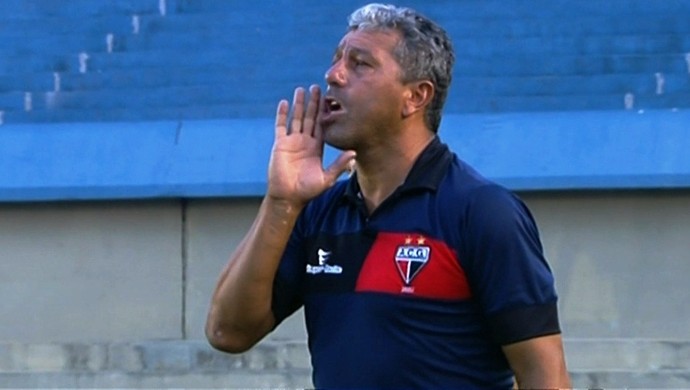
[336,31,398,61]
[335,39,374,58]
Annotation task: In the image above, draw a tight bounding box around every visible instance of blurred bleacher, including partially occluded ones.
[1,0,689,124]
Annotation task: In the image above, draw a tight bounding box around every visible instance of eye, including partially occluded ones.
[353,58,370,68]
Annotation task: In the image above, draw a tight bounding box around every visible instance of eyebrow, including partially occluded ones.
[333,44,376,62]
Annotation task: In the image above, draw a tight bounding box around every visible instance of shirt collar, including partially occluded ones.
[343,136,453,202]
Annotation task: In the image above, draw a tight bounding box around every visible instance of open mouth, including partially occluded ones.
[321,96,345,126]
[324,97,343,114]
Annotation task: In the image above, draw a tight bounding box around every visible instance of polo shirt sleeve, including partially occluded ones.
[270,213,307,328]
[461,184,561,346]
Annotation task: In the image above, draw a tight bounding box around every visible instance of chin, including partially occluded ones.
[324,137,351,151]
[323,125,352,150]
[326,123,373,152]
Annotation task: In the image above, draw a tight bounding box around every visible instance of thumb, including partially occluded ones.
[324,151,357,186]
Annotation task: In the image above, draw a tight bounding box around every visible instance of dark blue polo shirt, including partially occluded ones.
[272,136,560,388]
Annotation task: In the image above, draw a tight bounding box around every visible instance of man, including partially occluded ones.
[206,3,570,388]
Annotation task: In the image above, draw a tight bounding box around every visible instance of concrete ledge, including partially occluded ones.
[0,340,311,374]
[3,370,690,389]
[446,109,690,191]
[5,339,688,374]
[1,339,690,388]
[569,370,690,388]
[0,371,313,389]
[1,110,689,202]
[0,340,314,388]
[564,339,690,371]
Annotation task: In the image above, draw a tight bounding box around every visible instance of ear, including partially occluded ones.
[402,80,434,118]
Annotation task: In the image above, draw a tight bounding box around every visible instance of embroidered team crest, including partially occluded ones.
[394,236,431,285]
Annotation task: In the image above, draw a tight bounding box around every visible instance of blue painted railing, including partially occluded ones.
[2,109,688,202]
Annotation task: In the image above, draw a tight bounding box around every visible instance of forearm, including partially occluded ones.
[513,365,571,389]
[503,334,571,389]
[205,196,303,352]
[206,85,354,353]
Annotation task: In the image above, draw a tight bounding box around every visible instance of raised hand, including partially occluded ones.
[267,85,356,206]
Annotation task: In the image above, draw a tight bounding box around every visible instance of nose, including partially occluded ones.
[325,60,346,86]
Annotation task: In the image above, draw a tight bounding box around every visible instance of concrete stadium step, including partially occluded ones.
[447,16,690,37]
[0,53,322,82]
[0,15,138,39]
[453,74,690,96]
[0,0,159,18]
[9,5,687,56]
[6,0,687,28]
[6,1,688,39]
[2,91,687,124]
[171,0,690,20]
[147,8,690,39]
[115,29,690,56]
[0,53,76,74]
[422,0,690,19]
[79,51,690,76]
[5,70,688,101]
[6,65,690,95]
[0,45,323,73]
[3,68,246,92]
[5,48,684,78]
[458,54,690,77]
[4,28,687,75]
[1,102,272,124]
[5,88,689,114]
[0,74,54,93]
[461,35,690,57]
[0,35,122,59]
[45,6,684,45]
[2,55,688,96]
[158,11,690,37]
[452,92,690,113]
[0,85,284,111]
[4,71,688,98]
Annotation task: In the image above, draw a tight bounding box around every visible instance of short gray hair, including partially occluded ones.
[347,3,454,133]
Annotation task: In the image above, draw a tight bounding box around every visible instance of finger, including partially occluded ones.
[324,151,357,186]
[275,99,289,137]
[290,87,305,134]
[313,93,326,141]
[303,85,320,137]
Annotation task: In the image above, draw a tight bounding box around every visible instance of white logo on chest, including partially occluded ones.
[306,248,343,275]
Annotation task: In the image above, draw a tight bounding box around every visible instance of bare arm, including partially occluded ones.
[502,334,571,389]
[205,86,356,353]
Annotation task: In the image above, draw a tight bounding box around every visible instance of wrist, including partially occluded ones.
[262,196,305,221]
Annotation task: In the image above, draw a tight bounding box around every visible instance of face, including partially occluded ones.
[320,29,408,150]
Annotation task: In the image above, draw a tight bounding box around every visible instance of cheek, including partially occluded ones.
[368,93,403,119]
[359,87,402,114]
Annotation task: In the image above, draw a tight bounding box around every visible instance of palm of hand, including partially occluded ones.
[268,135,330,203]
[267,86,355,206]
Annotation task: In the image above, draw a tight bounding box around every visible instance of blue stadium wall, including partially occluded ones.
[1,0,689,201]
